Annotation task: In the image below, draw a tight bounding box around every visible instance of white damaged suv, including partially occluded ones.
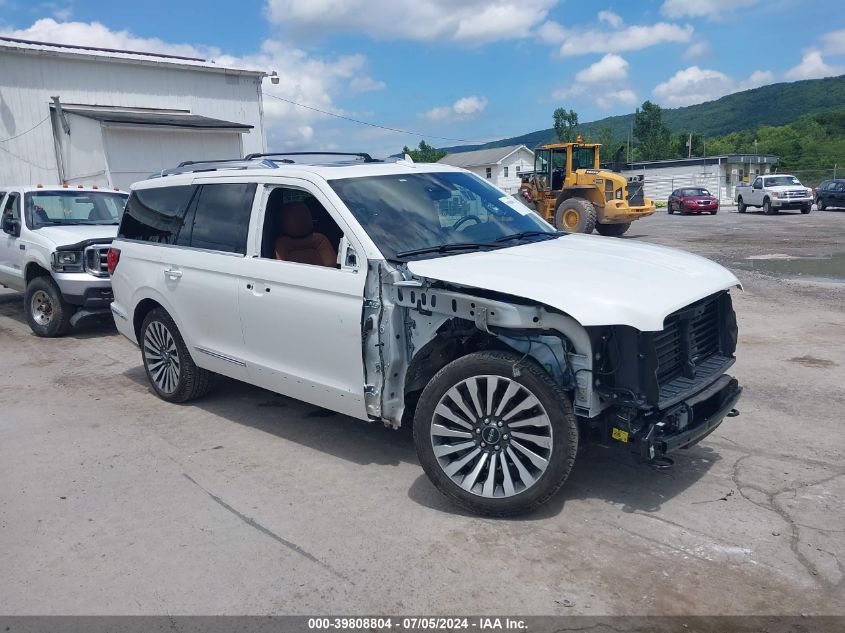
[109,153,742,515]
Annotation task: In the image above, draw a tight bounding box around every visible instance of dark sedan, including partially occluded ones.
[814,179,845,210]
[668,187,719,215]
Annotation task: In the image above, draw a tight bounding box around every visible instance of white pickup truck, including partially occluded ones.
[734,174,813,215]
[0,185,128,336]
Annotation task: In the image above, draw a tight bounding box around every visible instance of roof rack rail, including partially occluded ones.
[151,157,283,178]
[244,151,380,163]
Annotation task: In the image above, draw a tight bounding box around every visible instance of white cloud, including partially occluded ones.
[2,19,387,149]
[821,29,845,56]
[349,76,386,93]
[537,20,567,44]
[661,0,758,20]
[597,10,622,29]
[683,41,710,59]
[265,0,557,43]
[784,50,844,81]
[554,22,694,56]
[575,53,629,82]
[597,89,637,109]
[423,96,488,121]
[652,65,773,107]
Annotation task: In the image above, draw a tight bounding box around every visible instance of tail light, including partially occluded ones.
[107,248,121,275]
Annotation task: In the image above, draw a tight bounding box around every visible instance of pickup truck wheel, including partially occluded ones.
[554,198,596,233]
[595,222,631,236]
[413,350,578,516]
[801,205,812,214]
[737,197,746,213]
[763,199,776,215]
[140,308,212,403]
[25,276,72,337]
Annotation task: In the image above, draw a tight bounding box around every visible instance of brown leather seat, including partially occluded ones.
[274,202,337,267]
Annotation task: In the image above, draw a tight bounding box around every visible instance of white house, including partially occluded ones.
[439,144,534,193]
[0,36,267,190]
[620,154,779,203]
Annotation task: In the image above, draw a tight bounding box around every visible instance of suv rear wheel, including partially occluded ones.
[140,308,212,403]
[25,276,72,338]
[413,351,578,516]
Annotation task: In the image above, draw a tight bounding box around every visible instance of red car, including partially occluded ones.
[668,187,719,215]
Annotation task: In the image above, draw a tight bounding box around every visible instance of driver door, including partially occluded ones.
[0,192,24,290]
[238,180,369,420]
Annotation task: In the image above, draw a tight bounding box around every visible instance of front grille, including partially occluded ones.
[84,245,110,277]
[626,181,645,206]
[785,190,808,199]
[654,294,723,386]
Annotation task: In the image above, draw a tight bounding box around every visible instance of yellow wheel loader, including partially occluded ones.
[518,137,655,236]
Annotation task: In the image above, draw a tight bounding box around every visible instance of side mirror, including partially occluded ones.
[2,214,20,237]
[337,236,359,270]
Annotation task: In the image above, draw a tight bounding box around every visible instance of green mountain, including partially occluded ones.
[440,75,845,154]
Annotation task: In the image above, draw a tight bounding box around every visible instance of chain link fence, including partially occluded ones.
[636,166,840,205]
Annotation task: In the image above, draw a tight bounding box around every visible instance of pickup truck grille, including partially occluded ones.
[784,189,809,199]
[84,245,111,278]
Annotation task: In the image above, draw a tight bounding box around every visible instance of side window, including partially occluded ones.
[753,177,762,189]
[182,183,256,255]
[259,186,344,268]
[119,186,196,244]
[3,193,20,220]
[485,167,492,179]
[503,166,509,178]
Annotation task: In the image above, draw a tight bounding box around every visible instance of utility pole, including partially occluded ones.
[688,132,693,159]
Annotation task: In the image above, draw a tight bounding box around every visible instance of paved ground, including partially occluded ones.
[1,207,843,616]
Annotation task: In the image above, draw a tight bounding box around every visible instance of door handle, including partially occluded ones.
[164,268,182,279]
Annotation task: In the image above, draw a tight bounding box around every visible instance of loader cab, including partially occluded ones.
[534,141,601,193]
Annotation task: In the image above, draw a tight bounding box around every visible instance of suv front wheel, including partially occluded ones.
[413,351,578,516]
[140,308,212,403]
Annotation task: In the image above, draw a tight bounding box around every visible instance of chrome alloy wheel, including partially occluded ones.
[143,321,181,394]
[430,375,553,499]
[31,290,54,326]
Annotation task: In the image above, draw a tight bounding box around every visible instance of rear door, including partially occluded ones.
[158,181,257,380]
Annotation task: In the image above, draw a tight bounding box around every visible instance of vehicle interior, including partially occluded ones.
[261,187,344,268]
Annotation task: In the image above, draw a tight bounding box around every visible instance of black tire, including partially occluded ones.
[763,198,776,215]
[595,222,631,236]
[140,308,212,403]
[668,203,674,215]
[801,205,811,214]
[413,350,578,517]
[817,199,826,211]
[737,197,746,213]
[24,276,73,337]
[554,198,596,234]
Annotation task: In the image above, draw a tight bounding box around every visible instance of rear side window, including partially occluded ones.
[119,186,196,244]
[180,183,256,255]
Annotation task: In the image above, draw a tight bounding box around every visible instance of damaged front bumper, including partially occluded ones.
[637,374,741,460]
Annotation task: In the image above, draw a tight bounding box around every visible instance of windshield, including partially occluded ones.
[329,171,556,260]
[26,190,128,227]
[765,176,802,187]
[682,188,711,197]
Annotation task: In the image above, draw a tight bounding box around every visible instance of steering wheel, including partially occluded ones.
[453,215,482,231]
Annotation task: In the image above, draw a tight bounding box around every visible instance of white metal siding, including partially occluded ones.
[0,48,264,185]
[103,127,242,189]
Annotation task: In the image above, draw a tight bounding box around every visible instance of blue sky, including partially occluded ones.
[2,0,844,156]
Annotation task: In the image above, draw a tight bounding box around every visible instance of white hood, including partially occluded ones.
[34,225,118,248]
[406,235,740,331]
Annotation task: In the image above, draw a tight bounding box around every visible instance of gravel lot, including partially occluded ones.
[1,206,843,616]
